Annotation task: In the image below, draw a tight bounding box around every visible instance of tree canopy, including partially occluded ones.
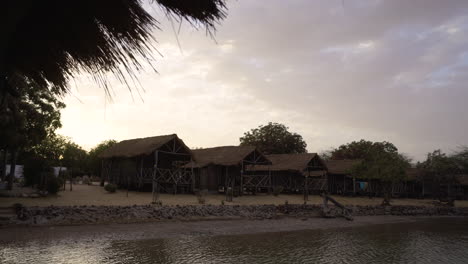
[331,140,411,182]
[239,122,307,154]
[88,140,117,176]
[417,149,463,183]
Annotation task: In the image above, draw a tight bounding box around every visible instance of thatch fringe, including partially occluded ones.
[2,0,227,98]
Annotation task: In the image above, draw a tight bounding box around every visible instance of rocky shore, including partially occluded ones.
[2,203,467,227]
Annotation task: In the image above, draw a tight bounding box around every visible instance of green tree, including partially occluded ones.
[417,150,461,199]
[62,141,88,177]
[88,140,117,178]
[239,122,307,154]
[332,140,410,205]
[0,84,64,189]
[22,134,67,187]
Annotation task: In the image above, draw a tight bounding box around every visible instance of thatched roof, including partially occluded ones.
[2,0,227,96]
[325,159,361,175]
[187,146,270,168]
[99,134,190,158]
[252,153,324,171]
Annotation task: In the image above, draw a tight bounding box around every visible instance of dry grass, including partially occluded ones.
[1,184,467,208]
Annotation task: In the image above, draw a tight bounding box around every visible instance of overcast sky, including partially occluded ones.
[58,0,468,161]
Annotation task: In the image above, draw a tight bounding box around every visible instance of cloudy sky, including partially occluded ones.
[58,0,468,161]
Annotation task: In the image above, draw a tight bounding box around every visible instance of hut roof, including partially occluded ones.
[187,146,269,168]
[325,159,361,174]
[99,134,190,158]
[3,1,227,96]
[252,153,324,172]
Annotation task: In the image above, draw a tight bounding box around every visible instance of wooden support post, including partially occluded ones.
[353,177,356,195]
[152,151,159,203]
[240,161,244,196]
[343,176,346,195]
[304,175,309,202]
[190,158,195,193]
[69,168,73,191]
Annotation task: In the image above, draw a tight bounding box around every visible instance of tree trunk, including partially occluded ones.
[381,181,392,206]
[1,149,7,181]
[7,149,17,190]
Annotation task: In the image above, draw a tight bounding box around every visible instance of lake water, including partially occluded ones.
[1,218,468,263]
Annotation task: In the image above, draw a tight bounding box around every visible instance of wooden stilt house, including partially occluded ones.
[325,159,362,195]
[251,153,328,194]
[186,146,271,194]
[99,134,194,193]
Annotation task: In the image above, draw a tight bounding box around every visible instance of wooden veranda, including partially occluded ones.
[100,134,194,194]
[186,146,272,195]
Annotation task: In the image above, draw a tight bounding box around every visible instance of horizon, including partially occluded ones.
[57,0,468,161]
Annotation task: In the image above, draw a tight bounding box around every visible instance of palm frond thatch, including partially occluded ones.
[1,0,227,97]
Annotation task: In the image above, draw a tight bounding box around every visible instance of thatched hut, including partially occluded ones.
[325,159,362,195]
[186,146,271,194]
[99,134,193,193]
[252,153,327,194]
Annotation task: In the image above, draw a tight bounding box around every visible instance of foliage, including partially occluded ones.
[104,183,117,193]
[417,150,460,183]
[0,84,64,152]
[239,122,307,154]
[62,141,88,177]
[25,134,67,165]
[88,140,117,176]
[332,140,411,205]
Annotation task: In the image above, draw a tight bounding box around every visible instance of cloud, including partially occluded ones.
[59,0,468,160]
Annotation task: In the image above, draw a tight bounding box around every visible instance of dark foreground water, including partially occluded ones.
[1,218,468,264]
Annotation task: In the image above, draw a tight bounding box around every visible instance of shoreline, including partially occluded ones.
[2,203,468,228]
[2,215,466,244]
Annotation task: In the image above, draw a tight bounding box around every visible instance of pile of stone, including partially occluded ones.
[4,204,468,227]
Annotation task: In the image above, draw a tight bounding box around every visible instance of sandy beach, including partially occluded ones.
[2,184,467,208]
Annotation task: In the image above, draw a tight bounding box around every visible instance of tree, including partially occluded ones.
[239,122,307,154]
[417,149,461,200]
[22,134,67,187]
[62,141,88,177]
[88,140,117,177]
[0,83,64,189]
[331,140,410,205]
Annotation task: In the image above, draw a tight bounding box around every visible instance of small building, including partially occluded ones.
[187,146,271,194]
[99,134,193,193]
[325,159,362,195]
[252,153,328,194]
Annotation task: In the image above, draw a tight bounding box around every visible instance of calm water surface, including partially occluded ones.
[1,218,468,264]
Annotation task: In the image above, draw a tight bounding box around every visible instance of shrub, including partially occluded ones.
[105,183,117,193]
[273,185,284,196]
[46,174,61,194]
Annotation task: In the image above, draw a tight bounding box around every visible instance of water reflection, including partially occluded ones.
[1,218,468,264]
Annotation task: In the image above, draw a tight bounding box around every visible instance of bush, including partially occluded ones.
[105,183,117,193]
[46,174,61,194]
